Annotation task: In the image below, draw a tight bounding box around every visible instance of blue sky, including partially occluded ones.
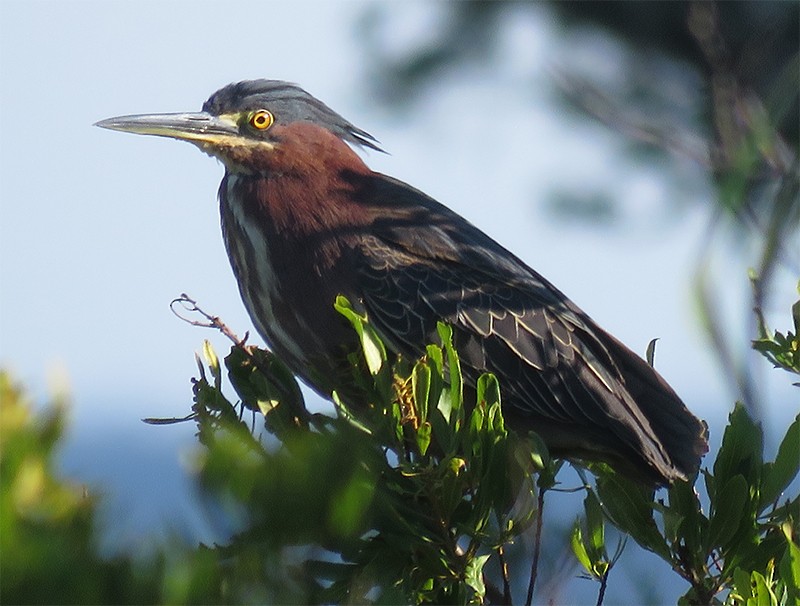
[1,2,796,601]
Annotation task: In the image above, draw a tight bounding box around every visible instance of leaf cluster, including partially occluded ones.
[574,407,799,605]
[186,296,557,604]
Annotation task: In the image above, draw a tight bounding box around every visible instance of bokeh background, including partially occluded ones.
[1,1,797,603]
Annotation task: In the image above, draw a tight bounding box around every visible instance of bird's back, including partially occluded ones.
[351,173,708,484]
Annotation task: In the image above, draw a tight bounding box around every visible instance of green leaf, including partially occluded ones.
[584,490,605,556]
[760,414,800,509]
[332,391,372,436]
[707,474,749,551]
[571,522,594,575]
[224,346,306,437]
[328,468,375,538]
[464,554,490,602]
[596,471,669,560]
[417,421,432,456]
[750,570,776,606]
[645,338,659,367]
[424,344,445,419]
[437,322,463,420]
[714,404,763,495]
[468,402,486,457]
[668,478,707,563]
[334,295,386,375]
[731,567,753,602]
[779,522,800,603]
[202,340,221,389]
[476,373,500,408]
[412,360,432,425]
[361,327,387,375]
[426,343,444,376]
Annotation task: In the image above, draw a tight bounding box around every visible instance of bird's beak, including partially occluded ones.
[94,111,240,145]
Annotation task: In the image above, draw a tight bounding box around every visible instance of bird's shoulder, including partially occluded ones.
[352,173,622,375]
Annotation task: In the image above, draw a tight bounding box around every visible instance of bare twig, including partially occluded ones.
[525,487,546,606]
[497,543,512,605]
[170,293,249,348]
[170,293,308,419]
[595,571,608,606]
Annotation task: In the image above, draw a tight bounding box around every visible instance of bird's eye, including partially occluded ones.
[249,110,274,131]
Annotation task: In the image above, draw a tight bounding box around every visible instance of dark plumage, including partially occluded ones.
[96,79,708,485]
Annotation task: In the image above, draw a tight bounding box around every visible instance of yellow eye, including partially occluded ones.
[249,109,274,130]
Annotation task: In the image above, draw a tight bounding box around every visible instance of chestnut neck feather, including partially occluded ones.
[225,122,373,231]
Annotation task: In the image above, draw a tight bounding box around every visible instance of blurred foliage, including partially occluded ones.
[357,1,797,144]
[3,290,799,604]
[1,372,160,604]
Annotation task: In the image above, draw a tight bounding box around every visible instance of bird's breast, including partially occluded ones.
[218,172,362,390]
[220,175,306,364]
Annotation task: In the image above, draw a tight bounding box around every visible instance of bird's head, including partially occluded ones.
[95,80,382,173]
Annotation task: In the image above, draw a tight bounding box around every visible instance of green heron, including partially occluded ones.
[96,79,707,485]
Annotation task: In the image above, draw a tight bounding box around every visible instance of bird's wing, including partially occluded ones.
[354,175,683,478]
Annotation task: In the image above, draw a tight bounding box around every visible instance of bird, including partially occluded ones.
[96,79,707,485]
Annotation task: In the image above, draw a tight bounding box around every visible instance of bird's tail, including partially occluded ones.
[603,332,709,481]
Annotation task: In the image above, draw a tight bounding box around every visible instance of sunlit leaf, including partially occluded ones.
[412,360,432,426]
[780,522,800,603]
[202,339,221,389]
[584,490,605,556]
[437,322,463,420]
[464,553,490,602]
[571,522,594,575]
[417,421,432,456]
[334,295,387,374]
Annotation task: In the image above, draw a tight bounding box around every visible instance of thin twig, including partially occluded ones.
[170,293,307,417]
[595,571,608,606]
[497,543,512,605]
[525,487,546,606]
[170,293,249,348]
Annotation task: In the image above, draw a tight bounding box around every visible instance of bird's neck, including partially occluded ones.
[223,122,375,238]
